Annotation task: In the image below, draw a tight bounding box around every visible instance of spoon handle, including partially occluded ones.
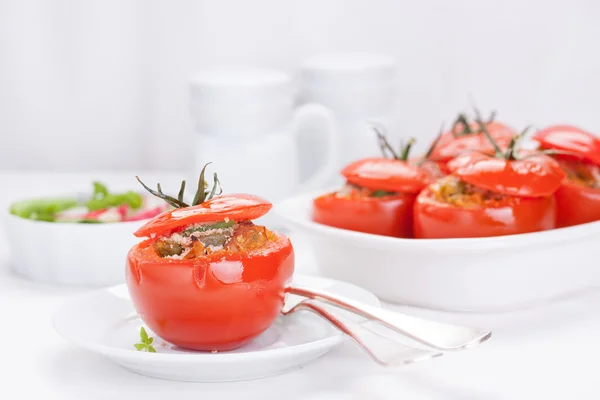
[287,284,492,351]
[289,299,443,366]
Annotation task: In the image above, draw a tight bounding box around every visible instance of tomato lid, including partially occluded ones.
[533,125,600,166]
[448,151,565,197]
[341,158,428,193]
[134,193,272,237]
[428,121,514,161]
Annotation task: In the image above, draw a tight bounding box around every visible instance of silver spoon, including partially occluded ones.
[286,284,492,351]
[283,298,443,366]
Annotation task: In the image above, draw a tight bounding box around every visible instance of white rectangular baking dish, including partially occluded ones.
[274,192,600,312]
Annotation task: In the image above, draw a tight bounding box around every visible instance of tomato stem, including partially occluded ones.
[137,162,222,209]
[374,126,401,160]
[373,126,417,162]
[504,137,518,160]
[400,138,416,161]
[136,177,189,208]
[207,173,222,201]
[504,126,529,160]
[452,109,496,137]
[475,118,505,158]
[424,123,445,160]
[192,163,211,205]
[177,180,186,203]
[451,113,472,137]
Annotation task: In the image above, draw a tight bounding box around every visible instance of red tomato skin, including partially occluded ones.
[555,180,600,228]
[135,194,272,238]
[534,125,600,166]
[341,158,427,194]
[413,187,556,239]
[312,193,416,238]
[126,235,294,351]
[448,152,565,198]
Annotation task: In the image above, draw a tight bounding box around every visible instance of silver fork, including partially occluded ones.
[282,298,443,366]
[286,284,492,352]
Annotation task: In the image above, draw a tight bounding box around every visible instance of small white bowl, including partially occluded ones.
[274,192,600,312]
[5,213,145,287]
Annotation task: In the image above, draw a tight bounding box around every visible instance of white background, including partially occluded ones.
[2,0,600,171]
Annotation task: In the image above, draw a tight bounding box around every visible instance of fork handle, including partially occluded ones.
[287,284,491,351]
[293,299,442,366]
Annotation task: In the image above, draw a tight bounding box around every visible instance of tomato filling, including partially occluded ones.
[558,159,600,189]
[429,176,506,208]
[153,220,276,258]
[334,183,399,199]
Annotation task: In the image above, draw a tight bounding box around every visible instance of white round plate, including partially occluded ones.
[53,274,380,382]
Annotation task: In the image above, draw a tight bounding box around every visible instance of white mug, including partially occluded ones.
[299,53,399,182]
[189,68,338,203]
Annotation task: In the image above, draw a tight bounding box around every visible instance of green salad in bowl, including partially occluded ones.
[5,180,172,286]
[10,182,167,223]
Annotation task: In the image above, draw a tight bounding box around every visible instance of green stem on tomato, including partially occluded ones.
[423,123,445,160]
[207,173,222,200]
[373,126,416,161]
[192,163,211,206]
[399,138,416,161]
[504,126,529,160]
[475,118,505,158]
[452,108,497,138]
[137,162,221,209]
[503,137,518,160]
[136,177,189,208]
[157,183,184,208]
[472,107,497,125]
[374,126,400,160]
[177,180,186,203]
[451,113,472,137]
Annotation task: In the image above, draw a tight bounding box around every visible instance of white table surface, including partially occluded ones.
[1,171,599,400]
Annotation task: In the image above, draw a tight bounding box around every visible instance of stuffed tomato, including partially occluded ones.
[414,176,557,238]
[313,135,430,238]
[533,125,600,227]
[126,169,294,352]
[313,186,417,238]
[414,129,565,239]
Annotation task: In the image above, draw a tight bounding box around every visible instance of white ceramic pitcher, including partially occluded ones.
[189,68,338,203]
[299,54,398,178]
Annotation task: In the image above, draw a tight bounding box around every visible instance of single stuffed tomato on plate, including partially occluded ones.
[126,165,294,352]
[533,125,600,228]
[414,126,565,238]
[312,133,431,238]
